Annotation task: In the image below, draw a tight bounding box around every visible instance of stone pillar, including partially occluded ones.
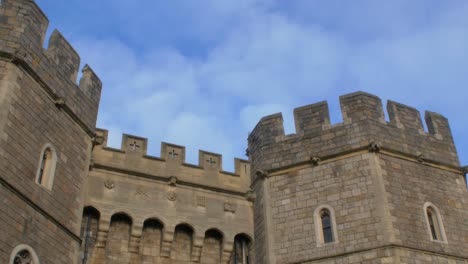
[160,229,174,258]
[129,226,142,264]
[129,226,142,253]
[221,242,233,264]
[191,235,204,262]
[89,217,109,264]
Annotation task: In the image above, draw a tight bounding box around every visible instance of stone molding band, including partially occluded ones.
[0,176,82,243]
[252,144,464,186]
[0,51,96,138]
[92,163,250,198]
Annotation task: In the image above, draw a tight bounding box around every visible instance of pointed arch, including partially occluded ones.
[35,143,57,190]
[314,205,338,246]
[423,202,447,243]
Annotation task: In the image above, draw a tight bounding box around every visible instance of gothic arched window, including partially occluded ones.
[314,205,338,246]
[424,202,447,243]
[35,144,57,190]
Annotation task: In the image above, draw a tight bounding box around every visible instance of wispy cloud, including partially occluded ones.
[38,0,468,169]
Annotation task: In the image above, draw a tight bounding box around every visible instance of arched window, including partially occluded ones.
[9,244,40,264]
[424,202,447,243]
[231,234,252,264]
[314,205,338,246]
[320,209,333,243]
[35,144,57,190]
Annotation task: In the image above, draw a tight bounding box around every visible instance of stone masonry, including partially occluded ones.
[83,129,253,264]
[0,1,467,264]
[248,92,468,263]
[0,0,101,263]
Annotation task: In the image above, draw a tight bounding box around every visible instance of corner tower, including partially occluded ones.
[248,92,467,263]
[0,1,102,263]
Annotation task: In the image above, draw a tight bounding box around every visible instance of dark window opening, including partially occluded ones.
[321,210,334,243]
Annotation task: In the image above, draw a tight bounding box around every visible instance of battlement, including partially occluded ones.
[248,92,459,178]
[92,129,251,196]
[0,0,102,132]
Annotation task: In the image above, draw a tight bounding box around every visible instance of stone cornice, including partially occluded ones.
[91,163,252,199]
[252,144,463,186]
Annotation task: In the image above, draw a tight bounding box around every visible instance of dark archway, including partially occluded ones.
[200,229,224,264]
[140,218,164,259]
[171,223,194,261]
[231,233,252,264]
[106,212,133,263]
[79,206,100,264]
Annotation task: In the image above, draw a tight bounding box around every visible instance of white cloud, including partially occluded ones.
[199,14,343,104]
[64,0,468,169]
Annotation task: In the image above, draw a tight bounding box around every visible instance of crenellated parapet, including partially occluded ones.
[248,91,459,182]
[92,129,251,196]
[0,0,102,133]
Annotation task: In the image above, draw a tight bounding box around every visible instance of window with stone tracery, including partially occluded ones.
[13,250,34,264]
[9,245,39,264]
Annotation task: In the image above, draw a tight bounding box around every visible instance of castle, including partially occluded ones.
[0,1,467,264]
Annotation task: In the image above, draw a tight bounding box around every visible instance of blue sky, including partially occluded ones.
[36,0,467,172]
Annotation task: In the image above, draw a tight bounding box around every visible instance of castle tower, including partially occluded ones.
[0,1,102,263]
[248,92,468,263]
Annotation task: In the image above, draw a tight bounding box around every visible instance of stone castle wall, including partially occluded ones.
[82,129,254,263]
[0,0,102,263]
[380,155,468,258]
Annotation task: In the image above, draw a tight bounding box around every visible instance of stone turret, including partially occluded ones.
[0,0,102,263]
[248,92,467,263]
